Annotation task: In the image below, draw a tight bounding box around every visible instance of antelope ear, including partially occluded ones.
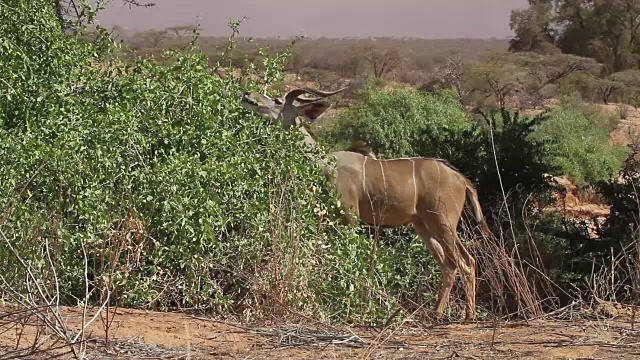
[296,100,332,122]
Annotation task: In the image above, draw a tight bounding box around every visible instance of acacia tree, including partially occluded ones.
[611,69,640,105]
[463,54,526,109]
[460,52,599,109]
[509,0,558,53]
[167,25,199,44]
[362,45,405,79]
[141,29,170,47]
[512,52,600,88]
[511,0,640,72]
[421,55,471,105]
[595,78,624,104]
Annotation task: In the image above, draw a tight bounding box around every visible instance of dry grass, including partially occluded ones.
[3,304,640,359]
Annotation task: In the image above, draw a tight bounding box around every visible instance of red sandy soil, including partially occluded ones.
[2,305,640,359]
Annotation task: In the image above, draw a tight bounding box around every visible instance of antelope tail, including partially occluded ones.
[465,184,491,237]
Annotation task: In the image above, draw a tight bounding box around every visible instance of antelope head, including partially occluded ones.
[241,87,347,129]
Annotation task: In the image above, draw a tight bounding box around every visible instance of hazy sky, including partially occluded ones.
[96,0,529,39]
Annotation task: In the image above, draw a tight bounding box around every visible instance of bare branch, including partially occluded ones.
[121,0,155,8]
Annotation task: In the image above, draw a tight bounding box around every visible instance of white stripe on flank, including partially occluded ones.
[376,156,450,163]
[362,156,368,191]
[411,159,417,204]
[435,160,441,203]
[378,160,386,190]
[383,156,423,161]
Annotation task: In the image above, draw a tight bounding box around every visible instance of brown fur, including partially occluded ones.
[241,87,491,321]
[328,151,491,320]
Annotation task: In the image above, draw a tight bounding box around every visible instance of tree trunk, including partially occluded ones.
[53,0,66,31]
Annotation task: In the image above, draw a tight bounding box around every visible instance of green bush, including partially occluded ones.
[529,102,629,186]
[597,148,640,251]
[0,1,445,324]
[318,87,473,158]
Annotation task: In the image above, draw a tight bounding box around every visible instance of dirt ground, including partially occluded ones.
[2,305,640,359]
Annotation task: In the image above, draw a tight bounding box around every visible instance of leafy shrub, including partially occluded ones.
[598,147,640,244]
[0,2,334,311]
[0,1,447,325]
[470,109,553,209]
[529,101,629,186]
[557,72,601,103]
[318,87,472,158]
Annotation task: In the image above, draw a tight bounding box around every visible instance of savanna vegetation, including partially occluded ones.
[3,0,442,326]
[2,2,640,358]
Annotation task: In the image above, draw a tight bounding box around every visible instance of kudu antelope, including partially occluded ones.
[241,87,490,321]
